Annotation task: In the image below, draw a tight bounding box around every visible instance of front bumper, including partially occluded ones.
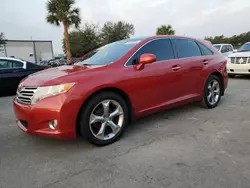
[227,63,250,75]
[13,94,77,140]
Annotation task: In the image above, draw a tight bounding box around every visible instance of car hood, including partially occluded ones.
[22,65,105,86]
[228,51,250,57]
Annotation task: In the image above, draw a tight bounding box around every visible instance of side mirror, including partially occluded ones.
[134,54,156,71]
[139,54,156,65]
[233,49,237,53]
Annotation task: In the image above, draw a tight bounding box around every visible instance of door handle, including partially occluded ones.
[172,65,181,71]
[203,60,209,65]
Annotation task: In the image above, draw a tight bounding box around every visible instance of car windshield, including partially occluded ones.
[213,45,221,51]
[238,43,250,52]
[76,39,142,65]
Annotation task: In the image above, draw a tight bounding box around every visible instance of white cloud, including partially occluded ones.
[149,0,170,8]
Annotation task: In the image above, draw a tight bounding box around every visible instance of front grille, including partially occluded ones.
[230,57,250,64]
[16,87,38,105]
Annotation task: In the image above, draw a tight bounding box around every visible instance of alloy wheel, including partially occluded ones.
[207,79,220,105]
[89,99,124,140]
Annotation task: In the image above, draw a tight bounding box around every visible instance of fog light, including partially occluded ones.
[49,120,57,130]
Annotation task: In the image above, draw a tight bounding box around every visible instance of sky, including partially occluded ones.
[1,0,250,54]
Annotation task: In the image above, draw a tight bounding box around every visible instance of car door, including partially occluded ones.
[123,38,186,113]
[171,38,205,98]
[0,59,24,94]
[10,60,27,89]
[0,59,14,93]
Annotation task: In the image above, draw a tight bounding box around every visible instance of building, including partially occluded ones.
[0,40,54,63]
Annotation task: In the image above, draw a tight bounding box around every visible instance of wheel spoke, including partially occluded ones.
[108,121,119,134]
[214,88,220,95]
[207,92,212,100]
[102,100,110,117]
[211,94,215,104]
[207,79,221,105]
[212,81,219,89]
[208,84,212,91]
[89,99,125,141]
[89,113,104,124]
[96,123,107,139]
[109,106,123,119]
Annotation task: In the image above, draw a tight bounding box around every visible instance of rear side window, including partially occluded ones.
[12,61,23,68]
[126,39,175,66]
[173,39,201,58]
[197,42,214,56]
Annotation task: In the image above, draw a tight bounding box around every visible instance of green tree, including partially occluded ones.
[0,33,6,44]
[46,0,81,64]
[205,31,250,48]
[156,25,175,35]
[101,21,134,44]
[63,23,101,57]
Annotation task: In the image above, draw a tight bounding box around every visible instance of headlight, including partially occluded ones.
[31,83,75,104]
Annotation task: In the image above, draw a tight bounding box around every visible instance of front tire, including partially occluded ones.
[200,75,222,108]
[78,91,129,146]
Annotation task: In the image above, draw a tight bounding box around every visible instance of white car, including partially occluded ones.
[213,44,235,56]
[227,42,250,77]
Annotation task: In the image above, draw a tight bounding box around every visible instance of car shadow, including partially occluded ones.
[127,103,198,131]
[0,92,16,97]
[230,75,250,80]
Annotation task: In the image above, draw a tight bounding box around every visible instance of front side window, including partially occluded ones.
[221,45,227,53]
[227,45,233,51]
[0,60,11,69]
[126,39,175,66]
[140,39,175,61]
[173,39,201,58]
[12,61,23,68]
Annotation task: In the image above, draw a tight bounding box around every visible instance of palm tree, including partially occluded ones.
[46,0,81,64]
[156,25,175,35]
[0,32,6,44]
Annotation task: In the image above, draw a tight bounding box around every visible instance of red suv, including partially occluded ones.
[13,36,228,146]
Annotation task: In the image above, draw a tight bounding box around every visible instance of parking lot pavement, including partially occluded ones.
[1,77,250,188]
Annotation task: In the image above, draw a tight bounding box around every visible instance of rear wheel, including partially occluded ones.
[200,75,222,108]
[78,92,129,146]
